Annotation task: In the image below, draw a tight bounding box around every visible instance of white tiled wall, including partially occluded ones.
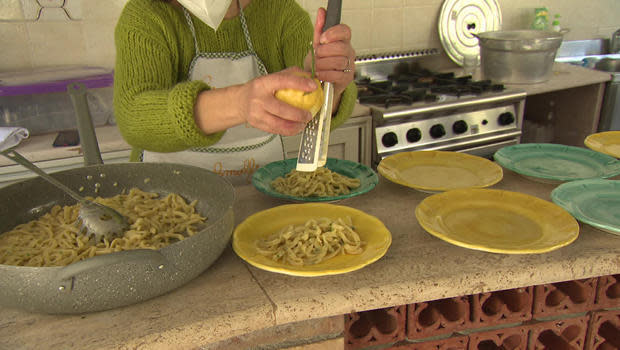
[0,0,619,72]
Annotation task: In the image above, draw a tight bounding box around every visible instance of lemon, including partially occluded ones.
[275,72,323,116]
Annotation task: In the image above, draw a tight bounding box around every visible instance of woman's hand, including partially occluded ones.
[194,67,318,137]
[240,67,320,136]
[304,7,355,97]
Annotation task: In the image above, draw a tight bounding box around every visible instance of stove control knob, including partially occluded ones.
[498,112,515,126]
[406,128,422,143]
[452,120,468,134]
[430,124,446,139]
[382,132,398,147]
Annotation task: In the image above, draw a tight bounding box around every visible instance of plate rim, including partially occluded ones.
[251,157,379,202]
[494,143,620,182]
[551,178,620,235]
[415,188,580,254]
[377,150,504,192]
[232,203,392,276]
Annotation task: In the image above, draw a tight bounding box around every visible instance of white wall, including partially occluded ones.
[0,0,619,72]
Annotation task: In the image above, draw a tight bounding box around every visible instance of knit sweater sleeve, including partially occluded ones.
[113,1,224,157]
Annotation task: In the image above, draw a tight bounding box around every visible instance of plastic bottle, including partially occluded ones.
[552,14,561,32]
[531,7,549,31]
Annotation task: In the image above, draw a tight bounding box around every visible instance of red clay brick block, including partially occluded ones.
[386,334,468,350]
[407,297,473,340]
[345,305,407,350]
[471,287,534,328]
[466,324,529,350]
[533,278,598,319]
[528,315,590,350]
[595,274,620,310]
[586,309,620,350]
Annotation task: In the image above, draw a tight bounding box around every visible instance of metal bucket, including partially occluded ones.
[476,30,563,84]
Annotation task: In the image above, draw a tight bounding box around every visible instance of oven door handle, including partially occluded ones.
[417,130,522,151]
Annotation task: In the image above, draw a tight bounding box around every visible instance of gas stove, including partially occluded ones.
[354,51,526,168]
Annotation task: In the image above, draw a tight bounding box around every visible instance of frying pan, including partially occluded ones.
[0,83,235,314]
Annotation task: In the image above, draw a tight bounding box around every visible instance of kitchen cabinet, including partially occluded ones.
[508,62,612,146]
[282,115,372,166]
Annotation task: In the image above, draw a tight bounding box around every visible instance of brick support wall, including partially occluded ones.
[344,274,620,350]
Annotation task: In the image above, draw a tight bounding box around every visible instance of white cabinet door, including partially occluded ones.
[282,115,372,166]
[0,150,131,188]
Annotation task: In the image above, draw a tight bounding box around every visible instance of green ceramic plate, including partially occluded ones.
[551,179,620,235]
[494,143,620,184]
[252,158,378,202]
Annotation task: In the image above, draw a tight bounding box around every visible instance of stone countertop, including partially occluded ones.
[503,62,612,95]
[1,170,619,350]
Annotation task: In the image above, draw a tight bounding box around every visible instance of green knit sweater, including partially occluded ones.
[114,0,357,161]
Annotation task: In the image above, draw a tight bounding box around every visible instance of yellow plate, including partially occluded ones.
[415,189,579,254]
[232,203,392,277]
[584,131,620,158]
[377,151,503,193]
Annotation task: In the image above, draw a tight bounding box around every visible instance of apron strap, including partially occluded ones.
[182,8,201,56]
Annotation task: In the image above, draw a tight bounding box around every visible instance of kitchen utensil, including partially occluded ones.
[232,203,391,277]
[0,84,235,315]
[438,0,502,67]
[493,143,620,184]
[0,148,128,242]
[415,188,579,254]
[252,157,378,202]
[296,0,341,172]
[584,131,620,158]
[551,179,620,235]
[377,151,503,193]
[475,30,563,84]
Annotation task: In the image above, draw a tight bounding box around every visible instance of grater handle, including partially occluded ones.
[323,0,342,31]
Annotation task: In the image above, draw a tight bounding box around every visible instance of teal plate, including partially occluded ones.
[551,179,620,235]
[494,143,620,184]
[252,158,378,202]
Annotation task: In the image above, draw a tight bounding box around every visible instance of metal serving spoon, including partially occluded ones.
[1,149,128,242]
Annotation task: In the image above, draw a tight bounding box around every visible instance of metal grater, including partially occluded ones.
[296,0,342,172]
[296,102,325,172]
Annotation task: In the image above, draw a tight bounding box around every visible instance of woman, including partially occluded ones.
[113,0,357,184]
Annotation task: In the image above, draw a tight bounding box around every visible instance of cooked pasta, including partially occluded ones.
[271,167,361,197]
[255,217,365,266]
[0,188,206,267]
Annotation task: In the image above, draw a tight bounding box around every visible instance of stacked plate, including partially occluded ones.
[493,142,620,236]
[493,143,620,184]
[584,131,620,159]
[377,151,503,193]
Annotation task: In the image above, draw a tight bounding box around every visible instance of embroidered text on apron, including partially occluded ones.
[143,0,285,185]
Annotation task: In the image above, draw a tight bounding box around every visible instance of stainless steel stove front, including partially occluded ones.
[370,90,526,167]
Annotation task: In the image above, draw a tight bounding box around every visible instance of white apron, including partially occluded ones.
[143,0,284,185]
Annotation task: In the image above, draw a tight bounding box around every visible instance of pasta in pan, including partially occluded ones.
[0,188,206,267]
[270,167,361,197]
[255,216,365,266]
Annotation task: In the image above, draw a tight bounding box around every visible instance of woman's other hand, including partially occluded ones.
[305,7,355,97]
[194,67,318,136]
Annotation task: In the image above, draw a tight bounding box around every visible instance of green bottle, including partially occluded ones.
[531,7,549,30]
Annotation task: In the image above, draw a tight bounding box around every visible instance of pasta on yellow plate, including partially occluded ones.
[255,216,365,266]
[0,188,206,267]
[270,167,361,197]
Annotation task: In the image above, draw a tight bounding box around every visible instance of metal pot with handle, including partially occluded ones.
[0,83,235,314]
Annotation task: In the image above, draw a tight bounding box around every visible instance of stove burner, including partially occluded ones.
[356,65,504,107]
